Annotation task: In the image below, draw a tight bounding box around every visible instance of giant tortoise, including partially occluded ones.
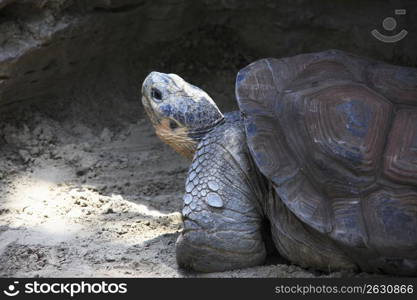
[141,50,417,275]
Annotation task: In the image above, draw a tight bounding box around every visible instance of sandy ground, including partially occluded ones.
[0,101,380,278]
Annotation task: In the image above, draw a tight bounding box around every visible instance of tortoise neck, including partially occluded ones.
[188,117,225,144]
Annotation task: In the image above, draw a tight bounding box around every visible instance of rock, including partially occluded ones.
[101,202,115,214]
[29,147,41,156]
[104,255,116,262]
[81,143,92,152]
[33,124,54,143]
[0,0,416,111]
[99,128,113,143]
[75,168,89,177]
[0,0,198,107]
[18,149,32,163]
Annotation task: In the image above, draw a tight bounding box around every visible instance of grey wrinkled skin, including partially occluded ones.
[176,112,268,272]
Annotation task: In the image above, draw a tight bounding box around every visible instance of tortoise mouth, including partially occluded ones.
[142,95,161,126]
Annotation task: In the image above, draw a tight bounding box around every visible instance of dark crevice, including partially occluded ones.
[42,62,56,71]
[261,218,288,266]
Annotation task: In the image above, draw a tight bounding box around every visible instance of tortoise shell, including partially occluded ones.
[236,50,417,256]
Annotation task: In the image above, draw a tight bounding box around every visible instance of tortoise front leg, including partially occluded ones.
[176,125,266,272]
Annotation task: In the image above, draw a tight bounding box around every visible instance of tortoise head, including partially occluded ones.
[142,72,224,159]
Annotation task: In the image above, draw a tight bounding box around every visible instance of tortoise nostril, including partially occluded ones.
[151,87,163,101]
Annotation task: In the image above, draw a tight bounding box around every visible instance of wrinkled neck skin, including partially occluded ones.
[175,111,272,272]
[186,117,225,150]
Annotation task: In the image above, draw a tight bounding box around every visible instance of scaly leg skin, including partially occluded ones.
[176,117,266,272]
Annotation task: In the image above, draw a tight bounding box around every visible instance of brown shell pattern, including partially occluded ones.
[236,50,417,250]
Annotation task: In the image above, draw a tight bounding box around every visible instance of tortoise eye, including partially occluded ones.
[169,119,179,130]
[151,88,163,101]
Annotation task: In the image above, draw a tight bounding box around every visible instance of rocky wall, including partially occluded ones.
[0,0,416,109]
